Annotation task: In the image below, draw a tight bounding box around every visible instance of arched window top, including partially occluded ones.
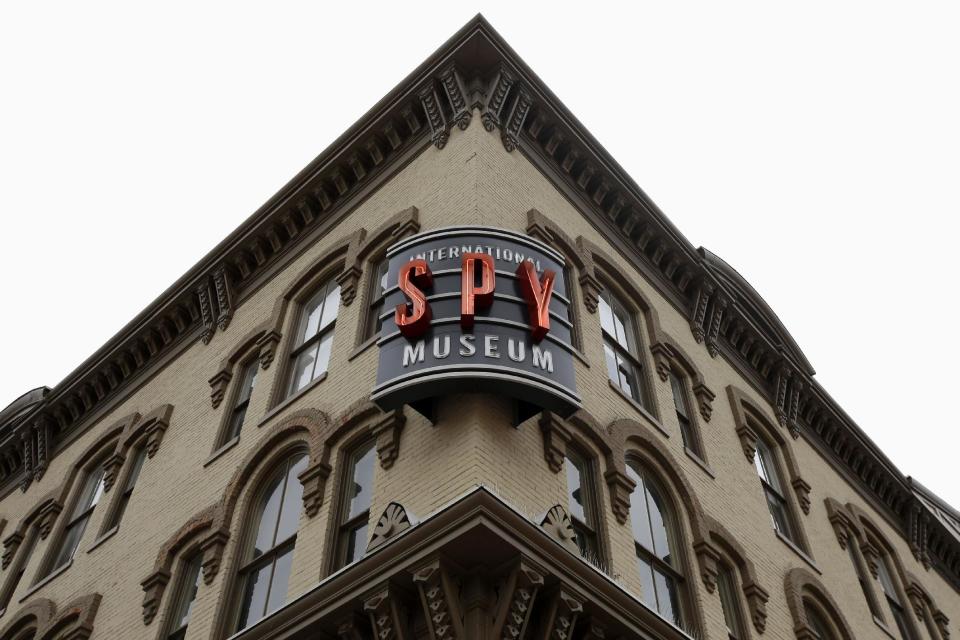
[250,453,308,558]
[804,601,837,640]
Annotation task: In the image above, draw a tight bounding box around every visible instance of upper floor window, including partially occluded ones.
[668,372,702,457]
[363,258,389,342]
[0,527,38,612]
[599,290,646,406]
[805,603,837,640]
[286,279,340,398]
[105,445,147,531]
[335,442,376,570]
[47,466,106,575]
[235,453,307,631]
[226,359,258,442]
[844,540,883,619]
[876,555,914,640]
[564,449,600,561]
[717,564,746,639]
[753,438,798,544]
[166,554,202,640]
[626,462,686,626]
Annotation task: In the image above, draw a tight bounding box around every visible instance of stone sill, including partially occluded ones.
[775,530,820,574]
[205,435,241,467]
[259,372,328,427]
[20,560,72,602]
[608,381,669,438]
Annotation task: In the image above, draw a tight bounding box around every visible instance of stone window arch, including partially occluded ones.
[0,500,52,614]
[0,594,101,640]
[784,568,855,640]
[726,385,811,552]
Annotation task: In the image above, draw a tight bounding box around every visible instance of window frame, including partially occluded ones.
[283,277,341,400]
[0,525,39,614]
[717,562,747,640]
[39,462,107,580]
[875,553,916,640]
[164,553,203,640]
[563,447,602,563]
[667,370,705,459]
[102,444,148,533]
[223,357,260,446]
[360,256,389,344]
[598,288,650,407]
[333,440,377,571]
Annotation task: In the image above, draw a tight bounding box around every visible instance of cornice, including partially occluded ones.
[1,13,955,591]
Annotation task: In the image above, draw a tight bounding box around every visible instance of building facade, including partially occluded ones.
[0,16,956,640]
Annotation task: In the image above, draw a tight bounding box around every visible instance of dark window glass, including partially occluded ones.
[49,467,106,574]
[236,453,307,631]
[336,443,376,569]
[565,450,599,560]
[562,266,580,350]
[106,446,147,530]
[753,439,796,543]
[626,463,684,627]
[877,557,914,640]
[226,360,258,442]
[599,291,646,405]
[805,604,836,640]
[846,541,882,618]
[718,565,745,639]
[669,372,701,457]
[365,259,389,340]
[286,280,340,398]
[166,555,202,640]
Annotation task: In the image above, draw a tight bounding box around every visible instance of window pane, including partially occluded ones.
[616,353,637,398]
[237,360,258,404]
[298,289,326,345]
[347,446,376,520]
[288,344,319,396]
[718,567,743,638]
[754,441,783,494]
[275,455,308,543]
[72,468,105,518]
[313,332,333,379]
[627,466,654,552]
[319,284,340,331]
[599,295,616,337]
[766,491,793,539]
[877,558,900,603]
[171,556,202,633]
[613,310,631,351]
[266,548,294,615]
[345,522,368,566]
[645,480,672,563]
[637,556,657,611]
[53,517,88,569]
[565,456,587,522]
[227,406,247,441]
[124,447,147,493]
[654,569,681,625]
[253,474,284,557]
[678,416,696,454]
[237,561,272,630]
[669,373,689,418]
[604,343,621,389]
[572,520,598,559]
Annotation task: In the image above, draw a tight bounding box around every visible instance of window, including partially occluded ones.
[752,438,797,543]
[105,446,147,530]
[364,258,389,341]
[562,266,581,351]
[626,463,685,626]
[805,603,837,640]
[564,449,600,560]
[285,279,340,398]
[47,466,106,575]
[226,360,258,442]
[0,529,38,612]
[668,372,701,457]
[599,290,646,405]
[235,453,307,631]
[335,443,376,569]
[718,565,746,639]
[166,555,202,640]
[876,556,914,640]
[845,540,882,619]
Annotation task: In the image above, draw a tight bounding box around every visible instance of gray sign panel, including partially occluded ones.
[372,226,581,417]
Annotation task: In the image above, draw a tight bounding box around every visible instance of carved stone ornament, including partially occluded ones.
[298,461,331,518]
[144,419,168,458]
[539,412,572,474]
[705,294,728,358]
[501,88,532,153]
[540,505,579,555]
[208,370,233,409]
[792,477,812,515]
[37,500,64,540]
[933,610,950,639]
[199,530,229,584]
[364,583,410,640]
[692,383,716,422]
[538,587,583,640]
[336,613,368,640]
[493,558,545,640]
[439,63,471,131]
[743,582,770,634]
[580,622,608,640]
[256,330,283,370]
[578,271,602,314]
[826,502,854,549]
[368,502,414,553]
[2,531,24,569]
[411,558,464,640]
[860,539,880,578]
[373,409,406,470]
[604,469,636,525]
[650,343,672,382]
[690,282,714,344]
[101,453,126,493]
[335,265,363,307]
[693,540,720,593]
[736,424,758,462]
[419,85,449,150]
[904,580,926,619]
[482,67,516,132]
[140,569,171,625]
[196,281,215,345]
[212,264,234,332]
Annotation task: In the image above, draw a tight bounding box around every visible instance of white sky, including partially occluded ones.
[1,3,958,506]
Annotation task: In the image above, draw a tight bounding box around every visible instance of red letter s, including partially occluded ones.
[395,259,433,338]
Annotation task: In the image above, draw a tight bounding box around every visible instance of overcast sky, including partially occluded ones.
[1,3,957,506]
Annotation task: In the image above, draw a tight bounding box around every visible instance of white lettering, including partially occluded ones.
[532,345,554,373]
[508,338,525,362]
[514,252,524,264]
[433,336,450,359]
[428,249,436,261]
[450,246,460,258]
[503,248,513,262]
[485,335,500,358]
[459,334,476,356]
[403,341,425,367]
[437,248,446,260]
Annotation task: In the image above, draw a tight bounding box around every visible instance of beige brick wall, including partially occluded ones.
[0,118,955,640]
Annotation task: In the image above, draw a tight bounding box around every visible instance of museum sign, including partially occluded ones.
[372,226,581,417]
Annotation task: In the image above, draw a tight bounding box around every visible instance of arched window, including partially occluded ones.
[804,602,837,640]
[285,279,340,398]
[668,371,703,458]
[752,437,798,544]
[334,441,377,570]
[626,462,686,626]
[43,464,106,578]
[599,290,647,406]
[0,527,38,612]
[224,359,258,444]
[234,452,307,631]
[165,554,202,640]
[876,554,915,640]
[362,257,389,342]
[564,447,600,560]
[844,537,884,619]
[717,563,747,639]
[104,445,147,532]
